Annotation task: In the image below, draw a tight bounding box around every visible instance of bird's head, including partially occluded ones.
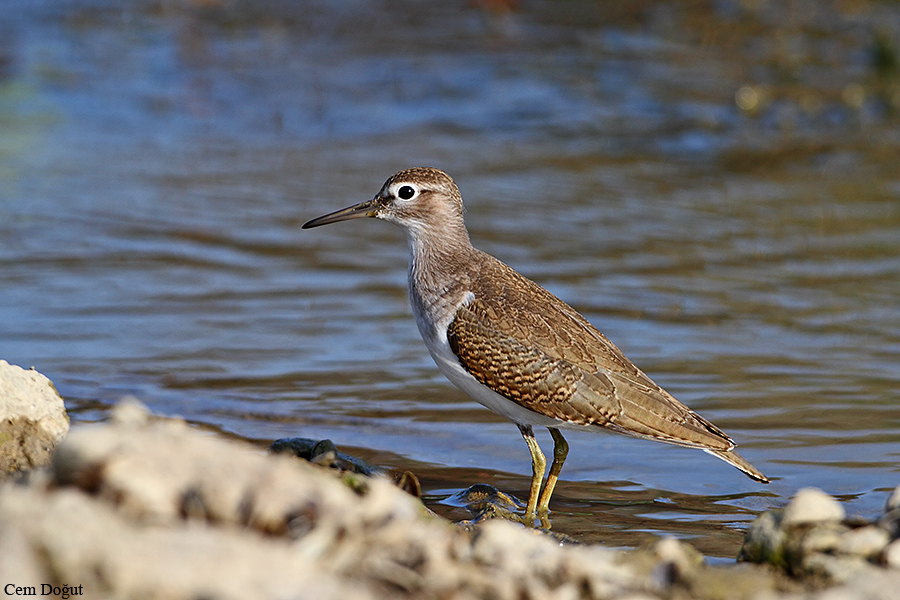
[302,167,466,237]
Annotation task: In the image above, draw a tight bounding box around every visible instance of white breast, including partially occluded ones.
[411,289,562,429]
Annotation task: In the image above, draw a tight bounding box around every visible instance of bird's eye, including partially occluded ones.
[397,185,416,200]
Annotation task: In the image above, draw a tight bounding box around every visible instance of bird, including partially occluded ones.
[302,167,769,524]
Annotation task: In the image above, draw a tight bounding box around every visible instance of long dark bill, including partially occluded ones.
[302,199,380,229]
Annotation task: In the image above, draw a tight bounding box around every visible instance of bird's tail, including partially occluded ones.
[704,448,770,483]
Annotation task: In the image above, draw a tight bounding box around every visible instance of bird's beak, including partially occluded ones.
[302,198,381,229]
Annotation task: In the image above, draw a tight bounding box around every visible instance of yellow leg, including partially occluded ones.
[537,428,568,515]
[517,424,546,524]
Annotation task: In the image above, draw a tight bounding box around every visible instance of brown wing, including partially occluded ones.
[447,255,738,452]
[447,299,621,426]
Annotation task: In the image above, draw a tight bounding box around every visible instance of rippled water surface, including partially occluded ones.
[2,0,899,557]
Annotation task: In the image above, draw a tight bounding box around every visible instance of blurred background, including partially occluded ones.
[1,0,899,557]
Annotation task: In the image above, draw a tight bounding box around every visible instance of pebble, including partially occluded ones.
[885,485,900,513]
[884,539,900,568]
[741,485,900,586]
[5,393,900,600]
[2,401,647,600]
[651,537,702,586]
[782,488,846,526]
[798,523,848,555]
[738,510,786,565]
[836,526,890,560]
[803,554,874,583]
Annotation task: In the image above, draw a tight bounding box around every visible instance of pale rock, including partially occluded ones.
[5,399,900,600]
[651,537,703,586]
[52,415,360,531]
[782,488,846,526]
[878,508,900,538]
[802,553,874,583]
[0,485,369,600]
[885,485,900,513]
[816,567,900,600]
[738,510,785,564]
[0,517,46,585]
[836,526,890,559]
[3,402,649,600]
[0,360,69,474]
[799,523,849,555]
[884,540,900,568]
[109,396,151,426]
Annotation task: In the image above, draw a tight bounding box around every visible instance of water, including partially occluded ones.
[2,0,899,557]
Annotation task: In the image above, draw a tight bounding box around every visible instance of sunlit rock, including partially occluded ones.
[741,486,898,584]
[0,360,69,475]
[782,488,845,526]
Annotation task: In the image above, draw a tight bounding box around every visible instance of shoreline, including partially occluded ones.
[1,394,897,599]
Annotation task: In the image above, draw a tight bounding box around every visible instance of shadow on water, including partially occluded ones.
[2,0,900,556]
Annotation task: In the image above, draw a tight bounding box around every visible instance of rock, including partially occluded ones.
[743,486,898,584]
[109,396,152,426]
[689,562,776,600]
[819,569,900,600]
[0,485,368,600]
[391,470,422,498]
[798,523,850,556]
[882,486,900,538]
[0,360,69,475]
[738,509,786,566]
[0,516,46,586]
[783,523,848,577]
[6,399,900,600]
[782,488,846,526]
[802,553,877,584]
[470,519,635,599]
[51,412,402,531]
[650,537,703,587]
[1,401,647,600]
[885,485,900,513]
[270,437,375,476]
[836,526,891,560]
[271,437,423,499]
[879,508,900,539]
[884,539,900,568]
[451,483,524,523]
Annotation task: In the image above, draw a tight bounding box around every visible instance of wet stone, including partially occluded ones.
[449,484,529,526]
[452,483,522,512]
[270,437,375,476]
[885,485,900,513]
[270,438,426,500]
[448,484,523,527]
[738,510,786,566]
[392,470,422,499]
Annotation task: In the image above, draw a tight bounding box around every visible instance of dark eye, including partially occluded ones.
[397,185,416,200]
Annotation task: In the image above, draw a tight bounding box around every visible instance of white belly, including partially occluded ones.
[412,291,562,429]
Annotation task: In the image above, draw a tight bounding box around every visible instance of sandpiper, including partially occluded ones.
[303,167,769,523]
